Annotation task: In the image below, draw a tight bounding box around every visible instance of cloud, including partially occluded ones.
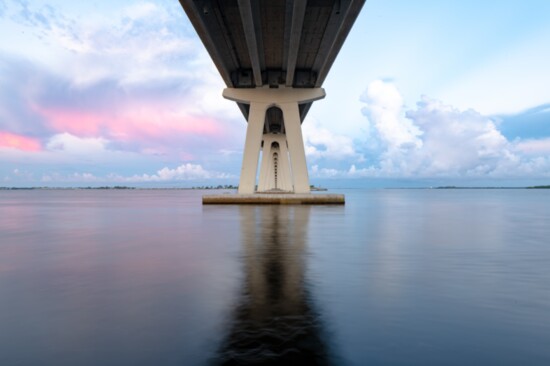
[303,121,361,161]
[0,59,53,137]
[37,163,234,184]
[313,80,550,179]
[360,80,422,150]
[310,165,342,178]
[118,163,235,182]
[0,46,242,165]
[513,138,550,155]
[34,102,226,146]
[40,172,101,184]
[0,133,158,180]
[402,96,511,176]
[11,0,51,27]
[4,0,199,86]
[46,133,110,154]
[0,0,245,154]
[0,131,41,151]
[0,1,248,185]
[1,0,237,114]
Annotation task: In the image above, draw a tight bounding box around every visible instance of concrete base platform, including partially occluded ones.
[203,193,345,205]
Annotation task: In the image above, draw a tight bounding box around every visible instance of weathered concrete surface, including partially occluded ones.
[202,193,345,205]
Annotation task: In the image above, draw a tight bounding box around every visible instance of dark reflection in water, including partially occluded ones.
[215,206,331,365]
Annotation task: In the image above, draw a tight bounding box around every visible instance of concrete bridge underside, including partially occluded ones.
[179,0,365,195]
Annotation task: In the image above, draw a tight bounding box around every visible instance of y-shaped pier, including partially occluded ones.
[223,86,324,195]
[178,0,365,203]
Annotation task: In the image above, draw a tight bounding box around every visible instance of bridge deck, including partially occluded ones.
[179,0,365,121]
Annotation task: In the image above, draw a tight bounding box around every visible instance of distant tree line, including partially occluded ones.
[191,185,238,190]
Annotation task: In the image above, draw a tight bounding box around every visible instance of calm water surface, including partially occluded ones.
[1,189,549,365]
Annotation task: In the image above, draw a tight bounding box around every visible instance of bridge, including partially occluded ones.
[179,0,365,199]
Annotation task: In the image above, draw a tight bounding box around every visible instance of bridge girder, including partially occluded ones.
[178,0,366,121]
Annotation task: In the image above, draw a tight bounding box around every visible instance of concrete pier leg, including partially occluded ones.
[257,133,293,192]
[239,102,268,194]
[281,102,310,193]
[277,136,292,192]
[257,134,273,191]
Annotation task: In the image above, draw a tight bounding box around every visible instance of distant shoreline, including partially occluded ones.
[0,186,236,191]
[433,185,550,189]
[1,185,549,190]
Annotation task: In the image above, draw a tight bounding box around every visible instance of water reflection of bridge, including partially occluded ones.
[215,206,331,365]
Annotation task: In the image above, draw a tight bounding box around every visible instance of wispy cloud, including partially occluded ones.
[0,1,6,18]
[0,1,245,183]
[0,132,41,151]
[0,59,236,155]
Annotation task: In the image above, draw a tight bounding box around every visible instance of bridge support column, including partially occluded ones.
[223,86,325,195]
[239,102,268,194]
[280,102,309,194]
[258,133,293,192]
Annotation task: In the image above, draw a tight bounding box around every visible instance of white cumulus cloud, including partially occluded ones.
[303,120,363,161]
[323,79,550,179]
[115,163,235,182]
[46,133,110,154]
[38,163,235,184]
[401,96,512,176]
[361,80,422,151]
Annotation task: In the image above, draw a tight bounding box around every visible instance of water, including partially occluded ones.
[1,189,549,365]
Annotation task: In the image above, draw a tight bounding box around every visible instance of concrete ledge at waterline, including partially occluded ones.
[202,193,345,205]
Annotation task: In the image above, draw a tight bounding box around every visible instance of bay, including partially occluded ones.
[1,189,549,365]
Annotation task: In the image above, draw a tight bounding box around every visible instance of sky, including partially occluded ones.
[1,0,549,187]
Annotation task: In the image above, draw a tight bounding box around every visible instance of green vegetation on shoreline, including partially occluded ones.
[435,185,550,189]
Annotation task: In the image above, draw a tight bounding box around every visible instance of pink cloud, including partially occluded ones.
[110,105,224,141]
[0,132,42,151]
[36,107,103,136]
[33,102,226,144]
